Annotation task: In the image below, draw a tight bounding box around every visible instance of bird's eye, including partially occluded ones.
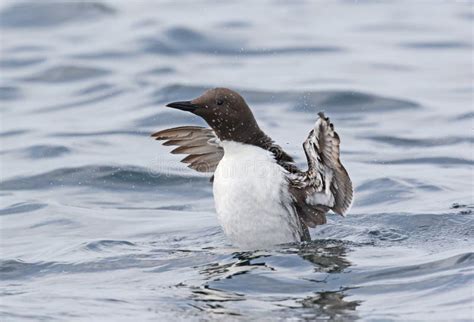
[216,99,224,106]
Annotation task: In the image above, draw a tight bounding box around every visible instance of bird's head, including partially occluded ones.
[166,88,260,142]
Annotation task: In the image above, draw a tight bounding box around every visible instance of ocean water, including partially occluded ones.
[0,0,473,321]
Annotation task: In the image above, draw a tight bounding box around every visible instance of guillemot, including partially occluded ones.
[151,88,353,249]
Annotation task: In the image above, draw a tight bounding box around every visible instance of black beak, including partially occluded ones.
[166,101,198,112]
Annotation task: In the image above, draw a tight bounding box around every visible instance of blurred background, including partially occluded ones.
[0,0,473,320]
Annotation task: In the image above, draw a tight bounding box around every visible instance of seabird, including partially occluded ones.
[151,88,353,249]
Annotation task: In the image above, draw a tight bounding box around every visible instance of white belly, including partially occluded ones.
[213,141,302,249]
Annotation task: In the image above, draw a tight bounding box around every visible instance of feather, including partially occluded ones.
[151,126,224,173]
[290,113,353,223]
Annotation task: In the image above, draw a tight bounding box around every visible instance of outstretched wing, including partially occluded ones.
[290,113,353,227]
[151,126,224,173]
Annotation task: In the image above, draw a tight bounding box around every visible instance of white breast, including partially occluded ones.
[213,141,302,249]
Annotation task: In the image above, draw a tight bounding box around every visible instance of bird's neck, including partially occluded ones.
[219,127,297,171]
[216,125,271,148]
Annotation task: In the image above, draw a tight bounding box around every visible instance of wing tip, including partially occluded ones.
[338,187,354,217]
[316,112,353,217]
[332,169,354,217]
[317,111,335,129]
[151,129,174,140]
[150,131,163,139]
[150,126,208,140]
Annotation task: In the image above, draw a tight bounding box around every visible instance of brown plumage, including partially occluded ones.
[151,126,223,173]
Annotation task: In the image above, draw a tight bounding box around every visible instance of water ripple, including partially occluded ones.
[74,82,117,96]
[355,177,441,207]
[0,57,46,69]
[0,202,47,216]
[141,26,344,56]
[0,85,22,101]
[24,65,111,83]
[20,144,71,159]
[37,88,124,113]
[0,129,29,137]
[362,253,473,281]
[0,165,209,191]
[400,41,471,50]
[372,157,474,166]
[364,135,473,147]
[0,260,52,280]
[84,240,137,252]
[0,2,115,28]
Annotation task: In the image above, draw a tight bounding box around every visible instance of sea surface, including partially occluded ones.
[0,1,473,321]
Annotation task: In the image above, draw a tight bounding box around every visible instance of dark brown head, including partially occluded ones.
[166,88,261,142]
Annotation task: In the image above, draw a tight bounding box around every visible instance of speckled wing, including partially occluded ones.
[151,126,224,173]
[290,113,353,226]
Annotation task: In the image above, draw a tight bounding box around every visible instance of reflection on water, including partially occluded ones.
[296,240,351,273]
[192,241,357,318]
[299,290,360,321]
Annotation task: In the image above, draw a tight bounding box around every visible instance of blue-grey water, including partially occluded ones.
[0,1,473,321]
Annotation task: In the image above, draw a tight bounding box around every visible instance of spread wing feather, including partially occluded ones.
[151,126,224,173]
[290,113,353,227]
[317,113,353,214]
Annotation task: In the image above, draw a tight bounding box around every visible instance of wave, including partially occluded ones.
[17,144,71,159]
[0,260,52,280]
[70,50,135,61]
[37,88,125,113]
[355,177,442,207]
[73,82,117,96]
[24,65,111,83]
[400,41,471,50]
[141,26,344,57]
[0,2,115,28]
[136,110,203,127]
[83,240,137,252]
[0,202,47,216]
[0,57,46,69]
[364,135,473,147]
[0,85,22,101]
[0,165,209,191]
[452,111,474,121]
[317,212,474,247]
[362,253,473,281]
[0,245,219,281]
[371,157,474,166]
[49,130,147,137]
[0,129,29,137]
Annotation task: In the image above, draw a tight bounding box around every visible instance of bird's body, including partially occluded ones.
[214,141,302,249]
[152,88,353,249]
